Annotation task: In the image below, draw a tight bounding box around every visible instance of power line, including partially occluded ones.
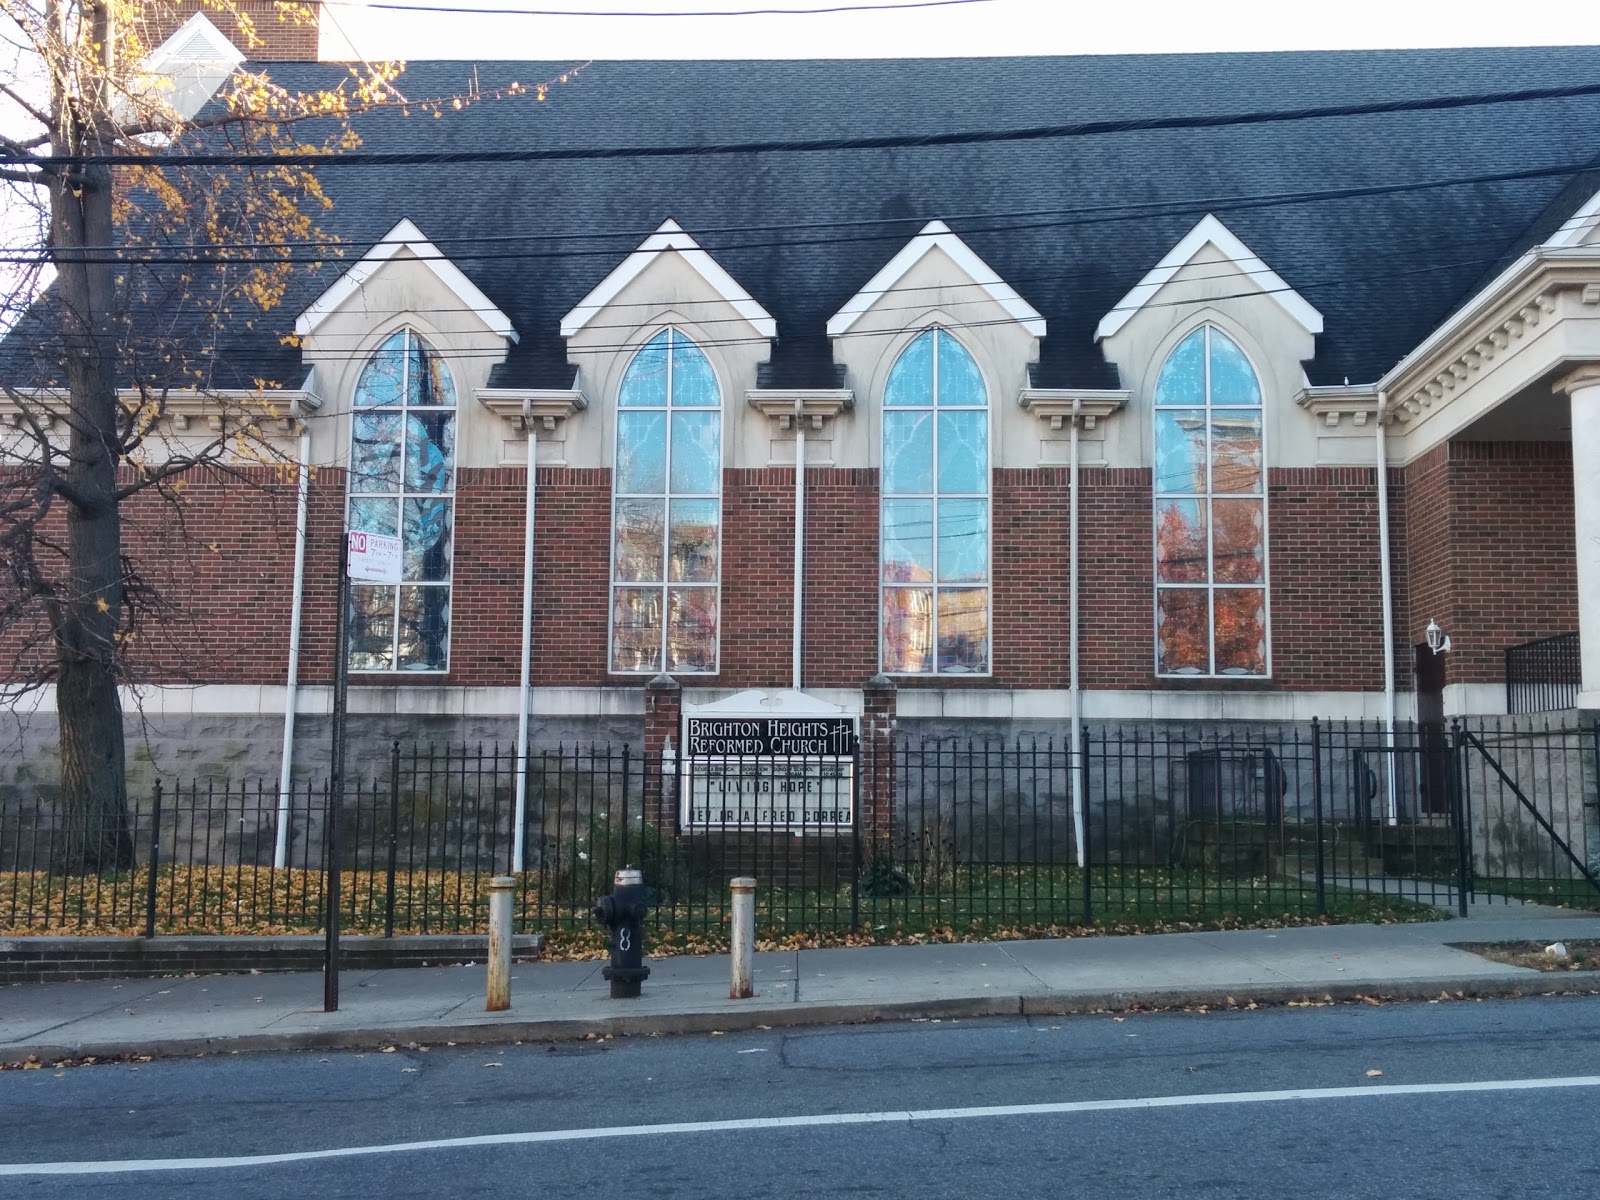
[6,157,1592,259]
[65,242,1539,372]
[343,0,995,15]
[276,226,1552,343]
[11,79,1600,169]
[3,157,1590,267]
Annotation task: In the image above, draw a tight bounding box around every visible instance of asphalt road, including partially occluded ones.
[4,995,1600,1198]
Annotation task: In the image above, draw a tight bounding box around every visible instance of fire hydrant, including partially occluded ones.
[592,866,650,998]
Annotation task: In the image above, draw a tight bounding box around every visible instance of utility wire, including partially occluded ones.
[276,225,1557,342]
[11,79,1600,168]
[7,158,1594,259]
[4,158,1592,266]
[341,0,996,15]
[72,243,1546,370]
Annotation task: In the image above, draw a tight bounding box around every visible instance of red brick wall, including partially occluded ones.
[1079,467,1154,688]
[122,465,301,684]
[1267,467,1389,691]
[0,465,305,687]
[802,469,879,687]
[990,469,1070,687]
[28,449,1565,700]
[136,1,321,61]
[1403,443,1453,685]
[1404,442,1577,686]
[720,468,797,687]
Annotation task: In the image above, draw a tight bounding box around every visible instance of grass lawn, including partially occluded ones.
[1466,877,1600,912]
[2,863,1442,955]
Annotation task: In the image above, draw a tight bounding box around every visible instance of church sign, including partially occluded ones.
[681,692,859,831]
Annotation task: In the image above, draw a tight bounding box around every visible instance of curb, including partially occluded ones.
[6,972,1599,1066]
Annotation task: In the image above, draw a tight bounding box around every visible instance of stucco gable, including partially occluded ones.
[1095,213,1322,343]
[293,218,517,342]
[559,220,776,341]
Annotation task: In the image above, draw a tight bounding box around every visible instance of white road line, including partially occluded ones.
[5,1075,1600,1177]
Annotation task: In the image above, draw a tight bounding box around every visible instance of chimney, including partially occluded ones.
[136,2,322,62]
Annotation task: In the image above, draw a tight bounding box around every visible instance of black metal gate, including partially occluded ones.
[1456,721,1600,908]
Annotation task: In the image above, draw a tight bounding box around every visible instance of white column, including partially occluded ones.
[274,428,312,870]
[1558,367,1600,711]
[512,424,538,873]
[793,412,806,691]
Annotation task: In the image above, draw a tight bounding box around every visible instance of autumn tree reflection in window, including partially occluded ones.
[1154,326,1267,675]
[346,329,456,672]
[882,328,989,674]
[610,329,721,673]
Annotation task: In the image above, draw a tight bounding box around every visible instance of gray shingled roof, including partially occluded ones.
[9,47,1600,392]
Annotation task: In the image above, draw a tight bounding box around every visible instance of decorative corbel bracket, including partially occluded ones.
[476,384,588,434]
[746,388,854,434]
[1294,384,1381,429]
[1017,388,1129,430]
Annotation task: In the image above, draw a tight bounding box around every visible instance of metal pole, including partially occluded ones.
[385,739,400,939]
[275,429,312,869]
[1311,718,1326,916]
[1375,400,1400,827]
[325,554,350,1013]
[513,423,538,873]
[486,874,515,1011]
[730,876,756,999]
[1069,398,1086,867]
[144,780,162,940]
[793,409,806,690]
[1079,723,1093,925]
[1451,720,1471,918]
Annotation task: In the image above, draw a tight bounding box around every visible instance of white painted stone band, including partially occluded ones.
[5,1074,1600,1176]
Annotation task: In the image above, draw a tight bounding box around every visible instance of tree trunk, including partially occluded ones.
[48,30,134,871]
[55,641,133,872]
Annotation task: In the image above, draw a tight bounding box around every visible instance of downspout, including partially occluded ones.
[1376,392,1399,825]
[512,415,538,872]
[274,428,312,869]
[793,405,806,690]
[1069,398,1085,866]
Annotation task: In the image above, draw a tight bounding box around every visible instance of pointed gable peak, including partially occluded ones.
[560,219,775,339]
[1095,213,1322,342]
[145,12,245,72]
[828,220,1045,338]
[1543,183,1600,248]
[294,218,516,342]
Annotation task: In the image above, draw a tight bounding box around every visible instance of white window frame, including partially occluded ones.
[1151,322,1272,679]
[345,325,457,675]
[878,325,994,678]
[607,326,724,676]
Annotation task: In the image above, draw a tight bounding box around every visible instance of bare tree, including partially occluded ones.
[0,1,412,870]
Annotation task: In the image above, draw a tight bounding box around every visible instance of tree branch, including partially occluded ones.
[113,438,230,502]
[0,81,52,131]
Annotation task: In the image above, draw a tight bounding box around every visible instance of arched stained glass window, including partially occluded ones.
[1153,325,1268,676]
[881,328,990,674]
[610,329,721,673]
[346,328,456,672]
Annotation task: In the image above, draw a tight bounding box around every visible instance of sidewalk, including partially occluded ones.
[5,905,1600,1064]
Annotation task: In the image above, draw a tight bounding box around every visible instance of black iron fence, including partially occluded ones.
[3,718,1597,939]
[1506,632,1582,714]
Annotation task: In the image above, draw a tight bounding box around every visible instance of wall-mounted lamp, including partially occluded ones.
[1425,619,1452,655]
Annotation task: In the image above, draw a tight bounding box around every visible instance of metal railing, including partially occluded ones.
[3,718,1597,939]
[1506,632,1581,714]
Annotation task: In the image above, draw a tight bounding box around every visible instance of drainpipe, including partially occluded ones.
[1376,392,1399,826]
[274,428,312,869]
[793,403,806,690]
[512,417,538,873]
[1069,398,1085,866]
